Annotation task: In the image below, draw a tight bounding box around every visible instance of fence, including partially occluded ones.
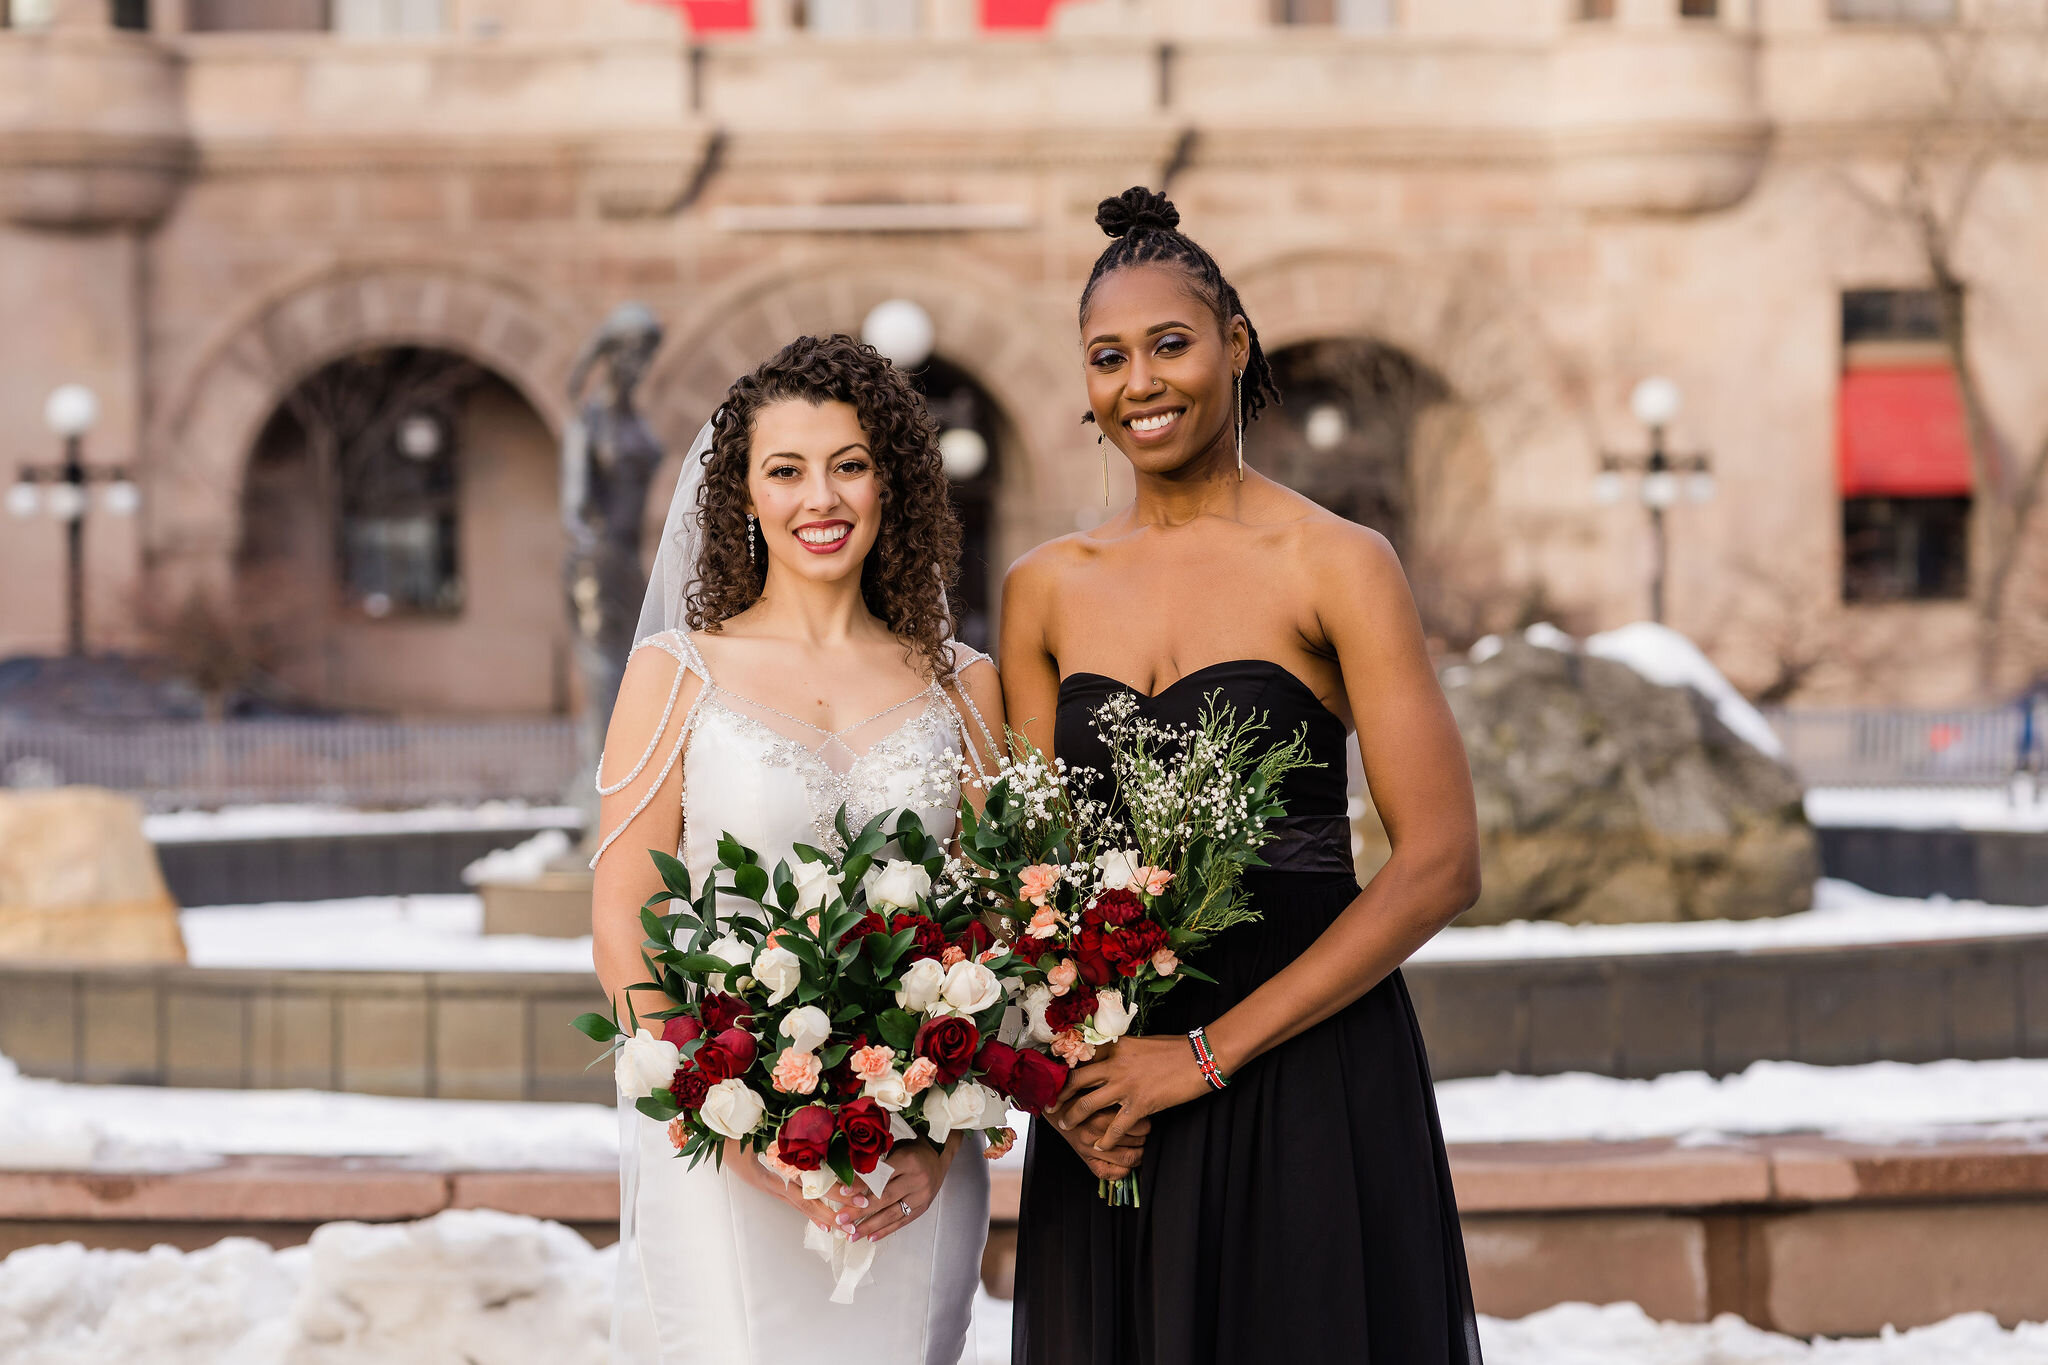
[0,717,583,811]
[1763,706,2032,789]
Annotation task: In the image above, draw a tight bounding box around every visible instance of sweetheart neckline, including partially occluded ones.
[1057,658,1346,728]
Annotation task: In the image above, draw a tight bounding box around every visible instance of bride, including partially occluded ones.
[589,334,1006,1365]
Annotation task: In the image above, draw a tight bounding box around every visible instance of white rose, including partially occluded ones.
[1084,989,1134,1044]
[779,1004,832,1055]
[923,1081,1000,1144]
[789,857,838,914]
[753,944,803,1005]
[938,959,1000,1016]
[863,1070,911,1112]
[705,933,751,992]
[864,859,933,911]
[894,957,947,1013]
[614,1028,680,1098]
[698,1077,765,1139]
[1095,849,1145,892]
[1020,983,1055,1045]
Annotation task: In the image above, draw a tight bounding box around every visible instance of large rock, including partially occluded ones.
[1356,635,1818,924]
[0,787,186,961]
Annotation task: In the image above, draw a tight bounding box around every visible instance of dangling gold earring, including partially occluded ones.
[1099,430,1109,504]
[1234,372,1246,482]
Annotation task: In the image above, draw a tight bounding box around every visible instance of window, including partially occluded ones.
[1679,0,1718,16]
[112,0,149,28]
[3,0,56,25]
[1838,289,1971,603]
[1576,0,1616,19]
[186,0,328,30]
[339,407,462,617]
[1830,0,1956,21]
[1273,0,1395,25]
[332,0,442,34]
[800,0,919,35]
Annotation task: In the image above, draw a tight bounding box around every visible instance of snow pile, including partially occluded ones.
[1806,785,2048,832]
[0,1209,612,1365]
[461,828,574,886]
[1480,1302,2048,1364]
[178,895,593,974]
[0,1058,616,1173]
[145,803,581,845]
[1416,878,2048,962]
[1435,1058,2048,1147]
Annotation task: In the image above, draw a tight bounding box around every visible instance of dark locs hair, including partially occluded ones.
[1078,185,1282,431]
[686,334,961,678]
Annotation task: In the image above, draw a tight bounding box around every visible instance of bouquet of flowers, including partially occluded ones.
[575,806,1061,1301]
[956,691,1312,1205]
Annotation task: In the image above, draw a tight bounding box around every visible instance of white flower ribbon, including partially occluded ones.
[756,1148,911,1306]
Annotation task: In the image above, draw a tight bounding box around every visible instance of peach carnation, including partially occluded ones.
[667,1117,691,1151]
[983,1126,1018,1160]
[1051,1030,1096,1066]
[902,1056,939,1094]
[1047,959,1079,997]
[1026,906,1062,940]
[850,1044,897,1083]
[771,1047,823,1095]
[1019,863,1061,906]
[1139,866,1174,897]
[1151,947,1179,976]
[941,945,967,967]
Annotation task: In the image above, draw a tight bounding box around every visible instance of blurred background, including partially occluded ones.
[2,2,2048,1362]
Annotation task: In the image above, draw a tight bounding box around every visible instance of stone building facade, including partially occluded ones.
[3,0,2045,715]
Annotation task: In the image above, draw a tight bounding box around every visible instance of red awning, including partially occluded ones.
[1837,363,1974,498]
[666,0,752,32]
[983,0,1069,29]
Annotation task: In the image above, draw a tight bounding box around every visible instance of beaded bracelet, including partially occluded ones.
[1186,1026,1229,1090]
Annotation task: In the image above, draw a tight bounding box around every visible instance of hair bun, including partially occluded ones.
[1095,186,1180,240]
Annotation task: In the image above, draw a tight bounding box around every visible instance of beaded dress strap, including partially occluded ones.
[588,631,709,871]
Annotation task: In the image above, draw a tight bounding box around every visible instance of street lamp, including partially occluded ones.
[1596,377,1713,625]
[862,299,935,371]
[9,383,138,656]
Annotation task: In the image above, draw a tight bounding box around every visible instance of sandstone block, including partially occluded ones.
[0,787,185,963]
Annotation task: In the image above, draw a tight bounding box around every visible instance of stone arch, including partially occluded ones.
[149,263,581,600]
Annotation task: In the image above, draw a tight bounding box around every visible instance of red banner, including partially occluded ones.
[665,0,752,32]
[1837,364,1973,498]
[982,0,1067,29]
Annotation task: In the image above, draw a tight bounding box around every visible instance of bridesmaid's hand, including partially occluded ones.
[844,1136,958,1242]
[1052,1034,1210,1150]
[1049,1108,1149,1183]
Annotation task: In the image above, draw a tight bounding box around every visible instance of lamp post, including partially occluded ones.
[1595,377,1714,625]
[6,384,138,656]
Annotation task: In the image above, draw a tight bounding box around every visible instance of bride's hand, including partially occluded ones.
[842,1136,958,1242]
[1051,1034,1210,1151]
[726,1140,851,1234]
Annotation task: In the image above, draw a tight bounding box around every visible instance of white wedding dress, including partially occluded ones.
[591,628,999,1365]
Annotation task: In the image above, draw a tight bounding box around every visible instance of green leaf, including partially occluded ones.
[820,1042,850,1069]
[571,1012,622,1042]
[635,1094,682,1123]
[876,1008,919,1053]
[828,1151,858,1190]
[649,850,693,899]
[1174,964,1218,985]
[834,805,853,850]
[733,863,770,904]
[792,842,835,868]
[832,1002,865,1023]
[771,862,797,912]
[639,906,674,951]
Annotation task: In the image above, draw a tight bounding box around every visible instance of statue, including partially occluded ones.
[560,303,666,852]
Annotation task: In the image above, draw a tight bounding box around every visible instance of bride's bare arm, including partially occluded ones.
[591,645,702,1020]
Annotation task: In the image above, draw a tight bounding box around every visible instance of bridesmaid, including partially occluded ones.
[1001,187,1486,1364]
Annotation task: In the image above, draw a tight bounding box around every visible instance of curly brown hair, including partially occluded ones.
[685,334,962,678]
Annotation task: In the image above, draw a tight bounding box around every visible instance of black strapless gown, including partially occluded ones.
[1012,660,1483,1365]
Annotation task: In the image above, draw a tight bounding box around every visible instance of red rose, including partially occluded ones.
[954,920,994,958]
[838,911,889,950]
[1090,889,1145,928]
[695,1027,757,1081]
[668,1064,710,1111]
[1104,921,1168,976]
[700,993,752,1035]
[1073,927,1115,988]
[1008,1048,1067,1113]
[661,1013,705,1048]
[777,1106,836,1171]
[891,913,948,963]
[837,1097,895,1175]
[914,1014,981,1085]
[1045,985,1097,1036]
[975,1040,1020,1096]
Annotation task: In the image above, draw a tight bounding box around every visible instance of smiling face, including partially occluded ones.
[1081,263,1250,480]
[745,398,883,588]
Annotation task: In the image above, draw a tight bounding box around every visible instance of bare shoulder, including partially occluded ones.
[611,636,702,730]
[1003,528,1099,599]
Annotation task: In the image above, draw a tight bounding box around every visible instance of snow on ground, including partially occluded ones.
[178,895,594,973]
[7,1048,2048,1175]
[1414,877,2048,963]
[1806,784,2048,831]
[1436,1058,2048,1147]
[0,1052,616,1173]
[2,1211,2043,1365]
[144,802,581,844]
[460,827,574,886]
[178,878,2048,978]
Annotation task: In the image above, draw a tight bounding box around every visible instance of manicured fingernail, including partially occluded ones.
[855,1196,868,1208]
[836,1212,851,1224]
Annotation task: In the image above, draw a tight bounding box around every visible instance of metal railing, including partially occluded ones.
[0,717,582,811]
[1763,706,2033,789]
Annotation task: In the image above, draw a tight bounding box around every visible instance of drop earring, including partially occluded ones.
[1234,371,1246,482]
[746,513,759,570]
[1098,430,1109,504]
